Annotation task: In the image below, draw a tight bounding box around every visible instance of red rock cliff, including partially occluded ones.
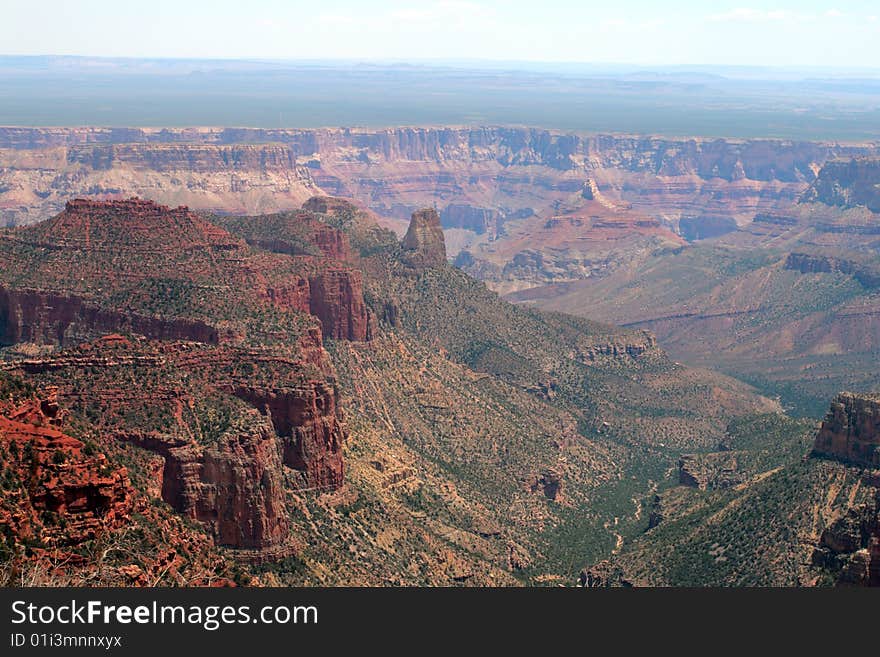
[813,393,880,467]
[0,286,222,347]
[231,382,346,491]
[308,270,369,341]
[160,424,289,549]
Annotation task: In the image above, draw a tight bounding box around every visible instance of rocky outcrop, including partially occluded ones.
[401,208,447,268]
[802,158,880,212]
[12,333,349,552]
[308,270,369,341]
[527,471,563,502]
[230,383,346,491]
[164,426,288,550]
[811,502,880,586]
[302,195,358,219]
[813,393,880,467]
[784,253,880,289]
[647,494,663,529]
[0,391,132,546]
[123,422,289,550]
[578,332,658,362]
[678,452,742,490]
[577,561,633,587]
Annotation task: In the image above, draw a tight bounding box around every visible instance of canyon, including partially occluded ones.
[2,127,876,233]
[1,125,880,587]
[0,192,790,586]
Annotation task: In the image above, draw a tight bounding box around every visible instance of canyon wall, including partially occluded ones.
[0,286,222,347]
[230,383,346,491]
[802,157,880,212]
[3,127,878,229]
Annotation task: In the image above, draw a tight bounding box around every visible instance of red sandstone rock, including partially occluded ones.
[163,423,289,549]
[230,383,346,491]
[813,393,880,467]
[308,269,369,341]
[401,208,447,268]
[0,286,223,347]
[0,394,132,546]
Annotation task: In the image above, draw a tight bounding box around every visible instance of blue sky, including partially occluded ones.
[3,0,879,68]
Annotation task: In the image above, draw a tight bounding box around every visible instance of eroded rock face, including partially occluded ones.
[120,422,289,549]
[2,127,878,234]
[440,204,503,235]
[163,425,289,549]
[813,393,880,467]
[802,158,880,212]
[0,286,222,347]
[401,208,447,268]
[231,383,346,491]
[308,270,369,342]
[811,502,880,586]
[26,333,352,553]
[0,392,132,546]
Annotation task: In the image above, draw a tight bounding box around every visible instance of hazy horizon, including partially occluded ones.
[4,53,880,77]
[3,1,880,68]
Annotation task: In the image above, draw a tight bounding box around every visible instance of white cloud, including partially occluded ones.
[825,9,844,18]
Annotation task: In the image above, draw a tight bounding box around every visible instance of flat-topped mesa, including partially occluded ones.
[302,196,359,217]
[813,393,880,467]
[56,197,239,248]
[401,208,447,269]
[65,197,186,215]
